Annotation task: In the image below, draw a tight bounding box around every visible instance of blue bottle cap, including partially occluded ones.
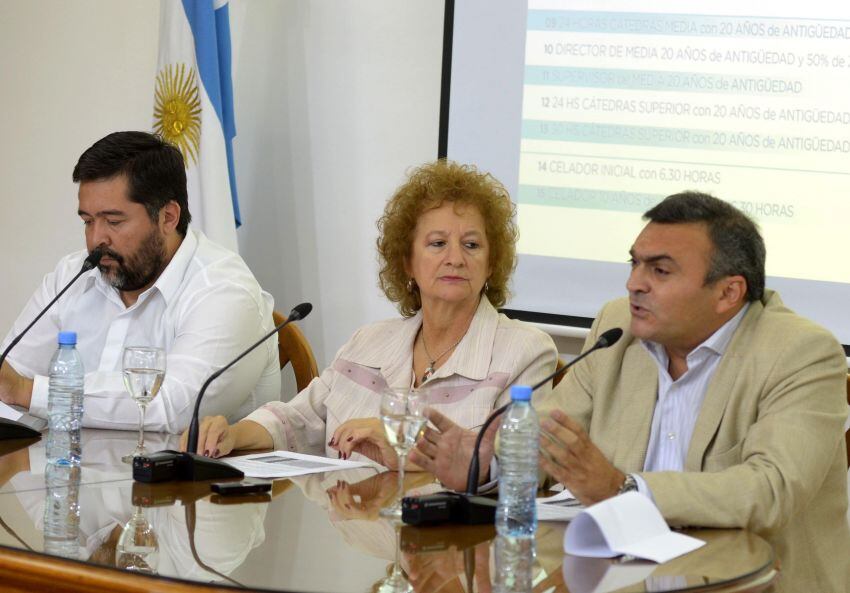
[510,385,532,401]
[57,331,77,345]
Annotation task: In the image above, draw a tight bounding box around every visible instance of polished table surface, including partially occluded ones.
[0,430,777,593]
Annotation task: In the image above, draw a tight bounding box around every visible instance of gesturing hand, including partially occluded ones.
[409,408,498,492]
[539,409,625,506]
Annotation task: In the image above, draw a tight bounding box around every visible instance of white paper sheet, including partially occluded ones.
[222,450,369,478]
[564,492,705,563]
[537,488,577,504]
[537,501,584,522]
[0,401,23,421]
[537,487,584,521]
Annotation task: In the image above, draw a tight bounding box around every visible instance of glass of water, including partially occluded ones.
[379,387,426,520]
[121,346,166,463]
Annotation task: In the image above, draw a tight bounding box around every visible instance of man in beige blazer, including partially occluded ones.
[412,191,850,593]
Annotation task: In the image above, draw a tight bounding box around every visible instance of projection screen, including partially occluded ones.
[443,0,850,348]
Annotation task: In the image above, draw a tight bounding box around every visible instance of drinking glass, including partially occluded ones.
[379,387,426,520]
[121,346,166,463]
[116,506,159,574]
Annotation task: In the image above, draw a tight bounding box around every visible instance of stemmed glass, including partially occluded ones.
[121,346,166,463]
[379,387,426,520]
[116,505,159,574]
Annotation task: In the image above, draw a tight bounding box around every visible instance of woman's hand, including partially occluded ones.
[179,417,276,458]
[329,418,399,468]
[179,415,238,458]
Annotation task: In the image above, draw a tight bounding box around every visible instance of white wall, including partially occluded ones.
[230,1,444,368]
[0,0,159,332]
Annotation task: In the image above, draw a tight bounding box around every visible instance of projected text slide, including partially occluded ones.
[518,2,850,283]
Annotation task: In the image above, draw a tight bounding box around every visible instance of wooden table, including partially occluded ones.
[0,430,777,593]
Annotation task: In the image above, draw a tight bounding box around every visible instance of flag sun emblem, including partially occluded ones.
[154,63,201,166]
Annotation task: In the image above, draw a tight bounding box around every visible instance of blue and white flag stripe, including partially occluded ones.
[181,0,241,227]
[155,0,240,252]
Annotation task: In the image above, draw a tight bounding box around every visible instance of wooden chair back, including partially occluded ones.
[553,358,567,388]
[272,311,319,392]
[846,374,850,469]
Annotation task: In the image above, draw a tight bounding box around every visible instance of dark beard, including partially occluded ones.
[98,228,167,292]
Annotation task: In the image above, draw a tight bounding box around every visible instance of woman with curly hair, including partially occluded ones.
[182,161,557,467]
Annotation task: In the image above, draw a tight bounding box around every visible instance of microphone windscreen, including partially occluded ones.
[596,327,623,348]
[289,302,313,321]
[81,247,104,271]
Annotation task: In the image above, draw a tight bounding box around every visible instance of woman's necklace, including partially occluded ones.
[419,309,476,383]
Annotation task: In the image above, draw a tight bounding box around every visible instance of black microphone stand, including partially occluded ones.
[133,303,312,482]
[402,327,623,525]
[464,327,624,496]
[0,249,102,440]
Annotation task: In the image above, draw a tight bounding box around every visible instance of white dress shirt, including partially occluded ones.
[2,229,280,433]
[634,303,749,494]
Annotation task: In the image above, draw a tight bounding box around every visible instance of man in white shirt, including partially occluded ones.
[412,192,850,593]
[0,131,280,433]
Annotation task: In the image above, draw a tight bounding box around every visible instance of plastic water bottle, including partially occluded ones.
[496,385,539,538]
[493,535,536,593]
[46,331,84,466]
[43,462,81,559]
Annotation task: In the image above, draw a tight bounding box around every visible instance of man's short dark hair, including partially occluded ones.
[643,191,765,301]
[72,131,191,236]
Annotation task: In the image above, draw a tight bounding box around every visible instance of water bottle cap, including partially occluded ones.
[57,331,77,345]
[510,385,532,401]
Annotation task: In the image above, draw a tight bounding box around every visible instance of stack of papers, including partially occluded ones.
[537,488,584,522]
[222,450,369,478]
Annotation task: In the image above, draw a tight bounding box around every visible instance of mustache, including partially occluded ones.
[94,247,124,264]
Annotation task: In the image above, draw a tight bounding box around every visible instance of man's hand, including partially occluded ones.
[329,417,400,468]
[539,409,625,505]
[409,408,498,491]
[0,363,33,409]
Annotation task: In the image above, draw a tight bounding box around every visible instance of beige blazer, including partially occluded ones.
[247,297,557,459]
[540,290,850,593]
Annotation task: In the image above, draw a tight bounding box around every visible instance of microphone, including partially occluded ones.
[401,327,624,526]
[132,302,313,482]
[465,327,623,494]
[0,248,103,441]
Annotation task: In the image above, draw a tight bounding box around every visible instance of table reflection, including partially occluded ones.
[115,504,158,573]
[43,462,81,559]
[0,433,777,593]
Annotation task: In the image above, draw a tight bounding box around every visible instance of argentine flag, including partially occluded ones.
[154,0,240,252]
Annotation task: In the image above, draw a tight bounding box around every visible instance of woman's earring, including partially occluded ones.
[483,280,490,293]
[407,278,416,293]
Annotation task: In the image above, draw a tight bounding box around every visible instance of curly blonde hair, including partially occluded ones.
[377,160,518,317]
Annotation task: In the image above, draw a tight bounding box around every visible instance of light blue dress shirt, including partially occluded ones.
[633,303,750,499]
